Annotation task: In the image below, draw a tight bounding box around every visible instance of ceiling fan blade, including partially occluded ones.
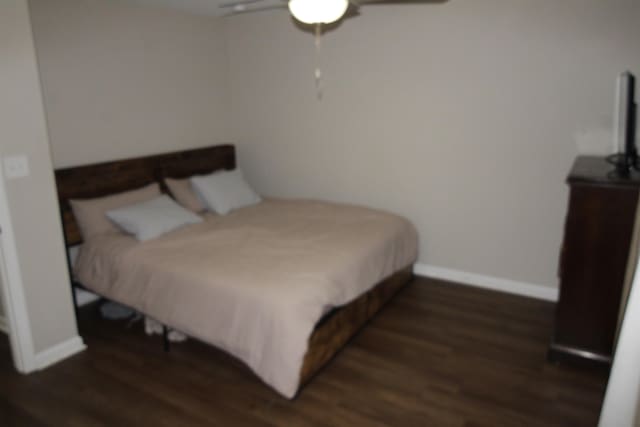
[219,0,264,8]
[347,0,446,16]
[222,3,287,17]
[356,0,448,4]
[344,2,362,19]
[220,0,287,16]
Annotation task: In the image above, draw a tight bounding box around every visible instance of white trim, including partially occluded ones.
[599,251,640,426]
[34,336,86,370]
[0,161,37,372]
[0,315,7,334]
[413,263,559,302]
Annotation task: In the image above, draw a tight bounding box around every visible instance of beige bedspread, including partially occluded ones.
[74,199,418,398]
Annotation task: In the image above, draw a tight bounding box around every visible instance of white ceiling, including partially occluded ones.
[129,0,286,17]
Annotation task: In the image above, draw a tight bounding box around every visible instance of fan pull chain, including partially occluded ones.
[314,23,323,100]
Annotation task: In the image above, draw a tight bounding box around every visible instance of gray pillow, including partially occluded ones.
[106,195,202,241]
[191,169,261,215]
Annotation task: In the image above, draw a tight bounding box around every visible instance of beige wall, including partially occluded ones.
[25,0,640,290]
[0,0,79,352]
[28,0,232,168]
[226,0,640,288]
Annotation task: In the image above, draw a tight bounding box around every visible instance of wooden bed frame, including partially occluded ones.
[54,144,413,395]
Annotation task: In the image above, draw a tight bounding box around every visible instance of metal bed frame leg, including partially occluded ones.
[162,325,170,352]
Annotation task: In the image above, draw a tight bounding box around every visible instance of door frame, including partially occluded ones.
[0,160,37,372]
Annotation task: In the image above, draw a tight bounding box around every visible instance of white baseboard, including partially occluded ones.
[34,336,86,370]
[0,315,7,334]
[413,263,559,302]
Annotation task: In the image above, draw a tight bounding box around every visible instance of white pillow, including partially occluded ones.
[106,195,203,241]
[191,169,261,215]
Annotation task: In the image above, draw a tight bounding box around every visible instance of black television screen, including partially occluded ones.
[626,74,637,159]
[615,72,637,163]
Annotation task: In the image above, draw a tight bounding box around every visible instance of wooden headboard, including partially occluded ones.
[55,144,236,246]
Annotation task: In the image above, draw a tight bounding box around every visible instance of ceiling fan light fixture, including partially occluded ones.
[288,0,349,25]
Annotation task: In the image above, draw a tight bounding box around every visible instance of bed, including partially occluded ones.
[55,145,418,398]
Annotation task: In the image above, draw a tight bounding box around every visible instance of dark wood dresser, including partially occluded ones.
[549,156,640,365]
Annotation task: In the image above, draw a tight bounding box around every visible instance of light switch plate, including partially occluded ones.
[3,155,30,179]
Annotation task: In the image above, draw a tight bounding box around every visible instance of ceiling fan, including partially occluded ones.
[220,0,447,98]
[220,0,446,24]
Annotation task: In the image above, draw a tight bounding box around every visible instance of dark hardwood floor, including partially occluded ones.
[0,277,608,426]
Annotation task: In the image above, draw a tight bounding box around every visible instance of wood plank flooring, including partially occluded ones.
[0,277,608,426]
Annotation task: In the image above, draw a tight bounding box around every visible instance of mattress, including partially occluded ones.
[74,198,418,398]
